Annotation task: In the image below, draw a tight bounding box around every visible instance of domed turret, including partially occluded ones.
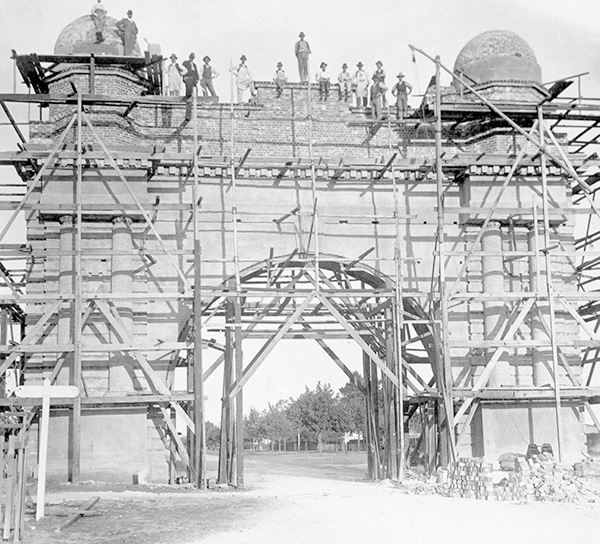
[54,14,142,56]
[453,30,541,87]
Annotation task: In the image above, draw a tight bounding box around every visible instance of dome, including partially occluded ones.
[54,15,142,56]
[453,30,541,85]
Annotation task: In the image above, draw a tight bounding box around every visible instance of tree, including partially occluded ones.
[338,373,366,436]
[244,407,266,451]
[263,400,295,451]
[288,382,344,453]
[205,421,221,450]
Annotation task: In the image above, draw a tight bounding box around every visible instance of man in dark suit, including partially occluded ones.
[182,53,199,99]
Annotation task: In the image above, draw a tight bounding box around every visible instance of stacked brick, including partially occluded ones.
[447,458,494,499]
[445,457,597,503]
[508,458,598,502]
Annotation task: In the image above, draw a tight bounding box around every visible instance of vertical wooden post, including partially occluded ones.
[192,87,206,490]
[362,351,373,479]
[218,298,234,484]
[3,434,15,539]
[89,55,95,94]
[0,308,7,398]
[385,304,398,479]
[36,379,50,521]
[434,57,455,466]
[70,93,83,483]
[234,295,244,487]
[538,107,564,461]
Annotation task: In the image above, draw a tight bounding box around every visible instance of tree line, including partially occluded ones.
[243,378,365,452]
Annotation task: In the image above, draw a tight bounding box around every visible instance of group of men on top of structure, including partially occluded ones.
[90,0,138,55]
[87,7,414,120]
[164,32,413,120]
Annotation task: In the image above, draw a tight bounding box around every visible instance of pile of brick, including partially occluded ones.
[447,458,494,499]
[504,457,599,503]
[443,457,599,503]
[574,458,600,478]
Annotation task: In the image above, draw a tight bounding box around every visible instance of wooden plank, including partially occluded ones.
[228,292,316,398]
[57,497,99,532]
[94,300,194,432]
[0,299,63,376]
[3,435,15,540]
[453,298,535,422]
[315,291,399,387]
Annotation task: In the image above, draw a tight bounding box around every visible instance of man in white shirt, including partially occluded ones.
[316,62,331,101]
[90,0,107,44]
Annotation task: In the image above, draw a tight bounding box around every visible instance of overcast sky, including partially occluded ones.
[1,1,600,422]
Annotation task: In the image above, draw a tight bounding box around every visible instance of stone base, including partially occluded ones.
[467,401,583,465]
[37,406,168,484]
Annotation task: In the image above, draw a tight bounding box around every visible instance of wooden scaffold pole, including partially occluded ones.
[192,88,207,489]
[388,106,405,481]
[538,106,564,461]
[70,93,84,483]
[228,61,244,487]
[434,56,455,466]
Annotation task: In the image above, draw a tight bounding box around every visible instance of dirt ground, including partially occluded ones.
[22,452,600,544]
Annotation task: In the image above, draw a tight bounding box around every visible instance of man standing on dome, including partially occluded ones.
[116,10,138,56]
[294,32,311,83]
[90,0,107,44]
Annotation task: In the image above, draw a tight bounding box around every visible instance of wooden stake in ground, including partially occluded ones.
[15,379,79,520]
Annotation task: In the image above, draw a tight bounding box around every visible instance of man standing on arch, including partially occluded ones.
[294,32,311,82]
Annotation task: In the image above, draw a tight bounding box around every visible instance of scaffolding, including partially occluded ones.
[0,45,600,490]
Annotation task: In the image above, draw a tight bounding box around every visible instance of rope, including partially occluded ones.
[501,398,530,445]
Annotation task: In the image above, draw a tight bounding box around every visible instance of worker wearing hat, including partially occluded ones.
[273,62,287,98]
[352,62,369,107]
[116,9,138,56]
[391,72,413,119]
[316,62,331,101]
[294,32,312,82]
[231,55,253,103]
[200,55,219,100]
[370,61,388,118]
[166,53,183,96]
[338,63,352,102]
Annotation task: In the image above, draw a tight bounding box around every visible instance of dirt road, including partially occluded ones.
[23,452,600,544]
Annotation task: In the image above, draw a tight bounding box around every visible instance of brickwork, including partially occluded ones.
[23,61,585,480]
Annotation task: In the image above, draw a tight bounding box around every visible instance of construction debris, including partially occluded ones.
[398,457,600,504]
[56,496,100,532]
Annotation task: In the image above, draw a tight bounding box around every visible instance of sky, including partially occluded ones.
[1,0,600,423]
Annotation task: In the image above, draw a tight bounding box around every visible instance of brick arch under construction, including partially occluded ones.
[174,253,451,484]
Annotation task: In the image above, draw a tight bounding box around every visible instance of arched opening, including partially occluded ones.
[173,253,450,483]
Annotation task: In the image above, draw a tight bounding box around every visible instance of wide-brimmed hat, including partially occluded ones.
[127,9,133,15]
[356,62,363,67]
[376,60,383,66]
[299,31,305,37]
[397,72,405,77]
[277,62,283,67]
[203,56,211,62]
[170,54,177,60]
[320,62,327,68]
[342,63,348,68]
[240,54,247,61]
